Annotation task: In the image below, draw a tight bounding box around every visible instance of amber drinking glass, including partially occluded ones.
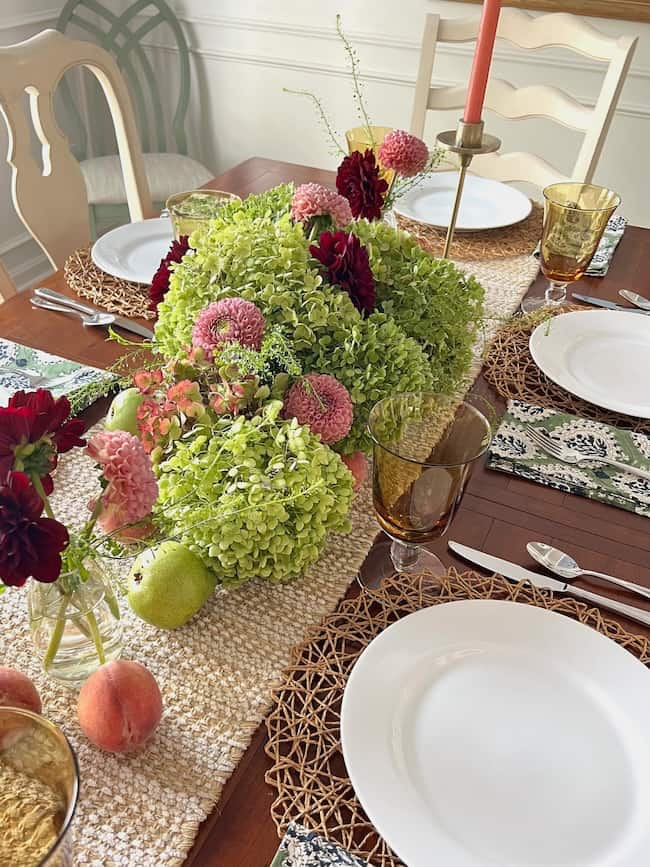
[0,708,79,866]
[360,392,493,588]
[165,189,241,240]
[522,182,620,313]
[345,125,395,187]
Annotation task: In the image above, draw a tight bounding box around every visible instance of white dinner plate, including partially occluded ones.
[91,217,174,284]
[341,600,650,867]
[530,309,650,419]
[393,171,532,231]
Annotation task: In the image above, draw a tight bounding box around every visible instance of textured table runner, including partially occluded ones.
[0,254,538,866]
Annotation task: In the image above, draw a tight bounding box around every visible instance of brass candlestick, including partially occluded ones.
[436,120,501,259]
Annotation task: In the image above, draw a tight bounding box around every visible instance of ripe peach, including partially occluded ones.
[0,666,41,713]
[77,660,162,753]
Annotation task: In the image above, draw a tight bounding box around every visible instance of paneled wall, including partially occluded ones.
[0,0,648,289]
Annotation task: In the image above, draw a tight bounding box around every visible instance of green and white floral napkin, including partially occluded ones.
[488,400,650,516]
[0,338,117,414]
[270,823,370,867]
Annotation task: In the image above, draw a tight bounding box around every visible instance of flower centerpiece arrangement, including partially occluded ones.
[0,389,157,685]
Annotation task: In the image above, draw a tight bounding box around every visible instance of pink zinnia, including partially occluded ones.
[291,183,353,229]
[86,431,158,534]
[283,374,353,445]
[341,451,367,491]
[191,298,265,360]
[379,130,429,177]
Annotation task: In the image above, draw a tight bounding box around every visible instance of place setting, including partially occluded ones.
[0,3,649,867]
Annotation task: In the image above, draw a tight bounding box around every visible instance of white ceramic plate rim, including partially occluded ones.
[341,599,650,867]
[529,309,650,419]
[393,171,532,231]
[91,217,173,284]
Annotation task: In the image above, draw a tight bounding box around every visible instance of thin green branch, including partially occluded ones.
[335,14,373,145]
[283,87,346,156]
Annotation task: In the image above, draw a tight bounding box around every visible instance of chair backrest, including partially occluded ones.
[0,29,153,270]
[410,9,637,189]
[0,260,17,303]
[56,0,191,159]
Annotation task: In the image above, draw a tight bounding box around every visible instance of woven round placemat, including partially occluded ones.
[265,568,650,867]
[64,248,156,321]
[483,307,650,434]
[395,202,543,262]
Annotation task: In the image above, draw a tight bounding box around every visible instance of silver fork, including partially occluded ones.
[524,425,650,484]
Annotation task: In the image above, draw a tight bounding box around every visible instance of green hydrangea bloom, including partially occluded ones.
[155,405,353,586]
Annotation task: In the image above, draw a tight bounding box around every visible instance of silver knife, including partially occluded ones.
[33,288,154,339]
[448,541,650,628]
[571,293,650,315]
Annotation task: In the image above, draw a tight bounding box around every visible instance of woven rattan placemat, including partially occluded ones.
[64,248,155,321]
[265,569,650,867]
[483,308,650,434]
[395,202,543,262]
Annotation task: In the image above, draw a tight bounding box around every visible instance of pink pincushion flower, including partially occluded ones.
[379,130,429,177]
[191,298,265,360]
[283,374,353,445]
[86,431,158,534]
[341,451,367,491]
[291,183,353,229]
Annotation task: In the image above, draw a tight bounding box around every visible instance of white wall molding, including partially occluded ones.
[0,8,59,32]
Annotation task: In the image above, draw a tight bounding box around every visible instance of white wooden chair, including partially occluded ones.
[0,261,17,303]
[410,9,637,189]
[0,29,154,270]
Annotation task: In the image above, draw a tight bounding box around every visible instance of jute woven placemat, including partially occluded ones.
[483,308,650,434]
[64,248,155,321]
[395,202,543,262]
[265,569,650,867]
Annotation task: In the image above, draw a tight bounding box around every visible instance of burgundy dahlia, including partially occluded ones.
[310,231,376,314]
[336,149,388,221]
[0,471,69,587]
[149,235,190,311]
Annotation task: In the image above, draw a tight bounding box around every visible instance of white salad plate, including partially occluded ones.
[91,217,173,284]
[393,171,532,231]
[530,309,650,419]
[340,599,650,867]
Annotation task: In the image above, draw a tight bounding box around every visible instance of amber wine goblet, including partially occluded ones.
[522,182,620,314]
[359,392,493,589]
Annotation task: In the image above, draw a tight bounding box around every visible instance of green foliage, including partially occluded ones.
[154,404,353,586]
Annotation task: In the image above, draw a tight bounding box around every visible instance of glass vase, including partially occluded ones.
[27,559,122,688]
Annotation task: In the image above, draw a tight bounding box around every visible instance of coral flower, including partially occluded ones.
[0,471,69,587]
[86,431,158,534]
[341,451,367,491]
[283,374,353,445]
[379,130,429,177]
[0,389,85,494]
[191,298,266,360]
[336,149,388,221]
[291,183,353,228]
[149,235,190,311]
[310,231,376,314]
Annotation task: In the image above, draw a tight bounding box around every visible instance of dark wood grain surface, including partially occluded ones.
[2,157,649,867]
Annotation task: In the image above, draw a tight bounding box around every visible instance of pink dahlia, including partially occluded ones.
[379,130,428,177]
[283,374,353,445]
[291,183,353,229]
[341,451,367,491]
[86,431,158,534]
[191,298,265,360]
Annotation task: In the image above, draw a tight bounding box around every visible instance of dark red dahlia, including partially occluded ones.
[149,235,190,311]
[336,149,388,221]
[310,231,376,314]
[0,390,86,493]
[0,471,69,587]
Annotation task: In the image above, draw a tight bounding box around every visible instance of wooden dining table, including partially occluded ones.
[2,156,649,867]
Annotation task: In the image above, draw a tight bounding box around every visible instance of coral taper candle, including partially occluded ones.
[464,0,501,124]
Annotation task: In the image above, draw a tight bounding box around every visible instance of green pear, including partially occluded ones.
[105,388,144,436]
[127,541,216,629]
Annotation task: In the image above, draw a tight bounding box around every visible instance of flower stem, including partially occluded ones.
[43,595,68,671]
[31,474,55,520]
[85,609,106,665]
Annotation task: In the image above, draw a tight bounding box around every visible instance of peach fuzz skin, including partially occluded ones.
[77,660,162,753]
[0,666,42,714]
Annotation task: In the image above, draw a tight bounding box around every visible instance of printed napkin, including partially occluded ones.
[487,400,650,517]
[0,338,116,414]
[270,823,371,867]
[533,215,627,277]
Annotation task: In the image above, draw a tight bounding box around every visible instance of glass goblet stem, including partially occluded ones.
[545,280,568,306]
[390,539,420,572]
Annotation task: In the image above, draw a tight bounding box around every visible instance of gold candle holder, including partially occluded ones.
[436,120,501,259]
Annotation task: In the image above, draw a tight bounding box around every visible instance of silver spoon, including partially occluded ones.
[527,542,650,601]
[619,289,650,311]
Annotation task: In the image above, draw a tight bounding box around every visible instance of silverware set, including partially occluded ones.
[30,287,154,340]
[572,288,650,314]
